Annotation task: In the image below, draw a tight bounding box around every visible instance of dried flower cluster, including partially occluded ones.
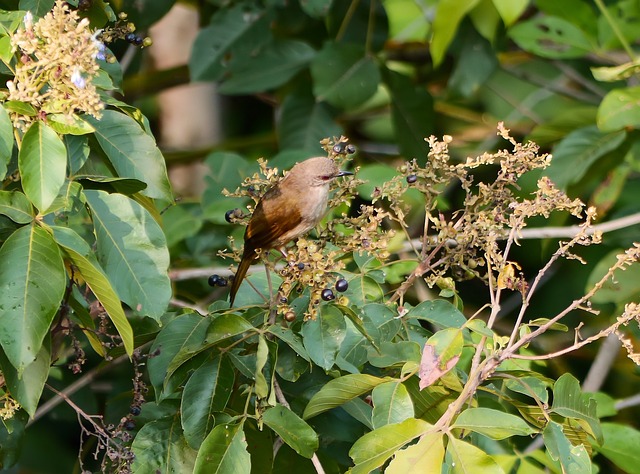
[8,0,104,130]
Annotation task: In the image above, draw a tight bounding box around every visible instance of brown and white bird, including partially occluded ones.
[229,157,352,306]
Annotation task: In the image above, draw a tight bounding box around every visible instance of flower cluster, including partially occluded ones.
[276,238,346,320]
[8,0,104,130]
[0,392,20,420]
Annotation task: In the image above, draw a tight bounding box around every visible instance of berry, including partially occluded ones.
[133,36,144,46]
[217,277,228,287]
[321,288,335,301]
[333,143,344,154]
[284,311,296,322]
[125,33,136,43]
[406,174,417,184]
[345,144,356,154]
[279,296,288,304]
[297,262,305,270]
[208,274,221,287]
[335,278,349,292]
[225,209,235,223]
[124,420,136,430]
[130,406,141,416]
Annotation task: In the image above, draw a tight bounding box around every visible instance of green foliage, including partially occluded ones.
[2,0,640,473]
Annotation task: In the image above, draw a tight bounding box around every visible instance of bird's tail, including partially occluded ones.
[229,247,255,307]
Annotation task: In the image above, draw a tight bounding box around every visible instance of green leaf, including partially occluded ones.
[190,4,274,81]
[452,407,537,440]
[254,334,269,399]
[0,35,12,65]
[371,381,415,429]
[386,432,445,473]
[0,224,65,373]
[535,0,598,33]
[551,373,602,445]
[85,110,172,201]
[18,121,66,213]
[4,101,36,116]
[592,61,640,83]
[303,373,388,419]
[131,415,197,473]
[147,314,207,399]
[508,16,595,58]
[193,421,250,474]
[19,0,55,17]
[84,190,171,319]
[300,0,333,18]
[0,104,13,180]
[165,317,211,388]
[384,0,428,41]
[0,191,34,224]
[368,341,422,368]
[301,304,346,370]
[431,0,481,66]
[161,204,202,248]
[263,404,319,458]
[349,418,430,474]
[277,90,343,153]
[419,328,463,389]
[311,42,380,108]
[0,409,27,468]
[51,226,134,356]
[267,324,311,361]
[219,39,315,94]
[47,114,95,135]
[205,313,254,346]
[76,175,148,195]
[406,299,467,328]
[597,86,640,132]
[596,423,640,473]
[490,0,527,26]
[384,69,433,159]
[543,421,591,474]
[65,134,90,174]
[546,125,626,189]
[182,355,235,449]
[0,341,50,417]
[447,436,504,474]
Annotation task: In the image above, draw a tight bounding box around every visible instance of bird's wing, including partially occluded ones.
[245,188,303,250]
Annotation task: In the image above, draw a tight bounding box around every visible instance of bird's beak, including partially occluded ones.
[336,170,353,177]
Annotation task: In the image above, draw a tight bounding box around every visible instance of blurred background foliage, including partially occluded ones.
[3,0,640,472]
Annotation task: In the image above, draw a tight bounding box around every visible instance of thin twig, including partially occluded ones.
[30,354,128,425]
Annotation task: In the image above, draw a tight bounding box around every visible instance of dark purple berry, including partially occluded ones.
[133,35,144,46]
[333,143,344,154]
[345,144,356,154]
[225,209,235,223]
[124,420,136,430]
[217,277,228,287]
[208,274,220,287]
[335,279,348,292]
[130,406,141,416]
[297,263,305,270]
[321,288,335,301]
[406,174,417,184]
[125,33,136,43]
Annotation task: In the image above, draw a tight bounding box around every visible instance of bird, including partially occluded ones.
[229,157,352,306]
